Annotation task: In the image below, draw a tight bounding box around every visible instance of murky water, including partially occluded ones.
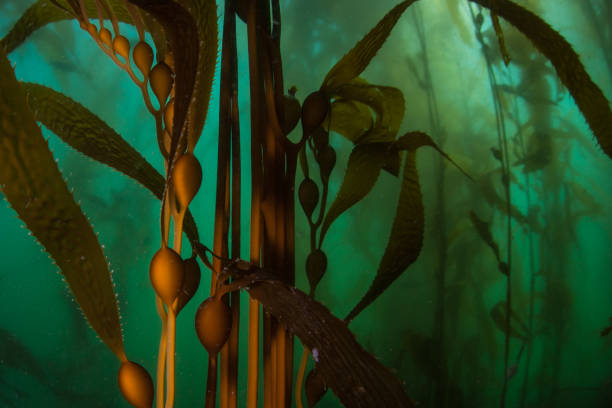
[1,0,611,407]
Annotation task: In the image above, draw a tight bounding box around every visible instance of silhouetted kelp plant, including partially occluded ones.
[0,0,611,407]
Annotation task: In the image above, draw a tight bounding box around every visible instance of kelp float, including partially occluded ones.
[0,0,611,407]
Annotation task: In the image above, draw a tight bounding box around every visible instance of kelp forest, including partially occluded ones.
[0,0,611,407]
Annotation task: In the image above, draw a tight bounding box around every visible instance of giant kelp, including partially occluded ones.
[469,0,612,159]
[0,46,125,361]
[0,0,611,407]
[23,82,200,244]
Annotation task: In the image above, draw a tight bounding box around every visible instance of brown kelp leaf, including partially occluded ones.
[490,12,510,65]
[139,10,168,59]
[331,80,405,176]
[332,79,384,127]
[175,0,218,149]
[305,368,328,407]
[346,132,469,321]
[476,170,528,226]
[469,0,612,159]
[1,0,136,53]
[490,301,530,341]
[331,79,405,144]
[345,149,423,322]
[379,86,405,143]
[319,143,395,244]
[327,99,373,143]
[321,0,414,91]
[1,1,69,53]
[394,132,471,179]
[0,49,124,360]
[128,0,199,171]
[23,82,199,244]
[468,210,501,263]
[225,270,414,408]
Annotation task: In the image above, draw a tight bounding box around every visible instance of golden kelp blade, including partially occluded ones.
[330,79,405,145]
[319,143,396,245]
[346,132,469,322]
[175,0,218,150]
[1,0,138,53]
[321,0,416,92]
[327,99,373,143]
[327,78,405,176]
[23,82,200,245]
[470,0,612,160]
[345,147,424,323]
[0,49,125,360]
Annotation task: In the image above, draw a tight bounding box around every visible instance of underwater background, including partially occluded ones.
[1,0,611,407]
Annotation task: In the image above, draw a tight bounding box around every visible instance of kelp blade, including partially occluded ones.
[327,79,405,175]
[331,80,405,145]
[175,0,218,149]
[0,49,124,360]
[23,82,199,244]
[469,210,501,263]
[226,270,414,408]
[321,0,415,91]
[327,99,373,143]
[347,132,467,321]
[469,0,612,159]
[346,146,424,322]
[319,143,395,244]
[1,0,138,53]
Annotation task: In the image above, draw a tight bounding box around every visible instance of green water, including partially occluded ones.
[1,0,611,407]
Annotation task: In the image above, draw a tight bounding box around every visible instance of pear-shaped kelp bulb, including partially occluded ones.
[133,41,154,76]
[86,23,98,38]
[113,35,131,61]
[282,94,301,134]
[162,129,172,157]
[149,62,174,106]
[317,145,336,181]
[195,296,232,355]
[164,98,175,133]
[301,91,329,132]
[312,128,329,151]
[176,256,201,314]
[298,178,319,218]
[172,153,202,209]
[306,249,327,292]
[99,27,112,48]
[118,361,154,408]
[305,368,327,408]
[149,247,184,306]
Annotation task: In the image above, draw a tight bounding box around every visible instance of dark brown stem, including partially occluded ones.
[215,0,235,403]
[228,0,241,405]
[246,0,264,406]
